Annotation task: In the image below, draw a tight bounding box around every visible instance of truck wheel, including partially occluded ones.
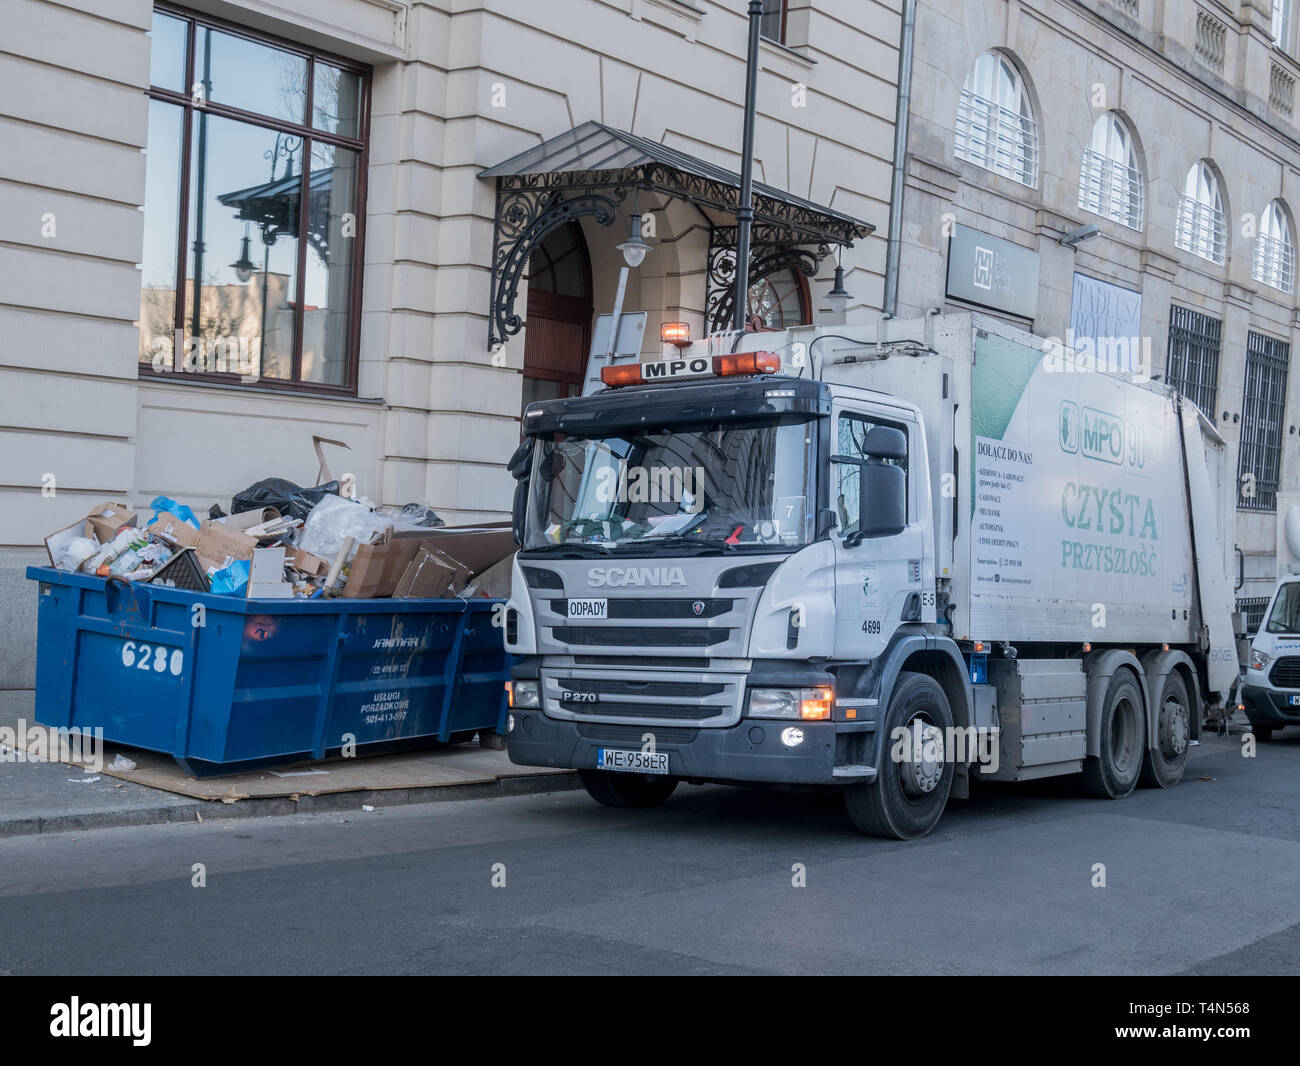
[1139,673,1190,789]
[578,770,678,809]
[1251,725,1275,742]
[1082,668,1145,799]
[844,671,953,839]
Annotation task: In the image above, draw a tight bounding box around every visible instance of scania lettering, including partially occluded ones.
[502,313,1239,838]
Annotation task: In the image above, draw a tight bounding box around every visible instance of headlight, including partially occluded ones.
[508,680,540,708]
[747,687,833,720]
[1249,649,1270,671]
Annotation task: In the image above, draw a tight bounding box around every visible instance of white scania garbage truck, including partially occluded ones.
[501,312,1240,838]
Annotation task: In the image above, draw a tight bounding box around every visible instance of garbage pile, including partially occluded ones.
[44,481,516,601]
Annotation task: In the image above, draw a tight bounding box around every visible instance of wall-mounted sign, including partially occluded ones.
[1069,273,1144,374]
[946,224,1039,319]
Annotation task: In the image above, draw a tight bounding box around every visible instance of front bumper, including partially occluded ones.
[1240,683,1300,726]
[506,711,845,785]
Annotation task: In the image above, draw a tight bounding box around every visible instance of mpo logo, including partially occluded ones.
[1059,401,1124,465]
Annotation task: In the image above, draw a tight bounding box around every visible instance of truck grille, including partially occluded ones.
[577,723,700,744]
[551,626,730,647]
[541,669,743,726]
[1269,656,1300,687]
[548,597,734,619]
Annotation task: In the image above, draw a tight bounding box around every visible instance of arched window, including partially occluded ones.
[748,266,809,330]
[1078,113,1143,230]
[1254,200,1295,293]
[955,52,1038,188]
[1175,161,1226,264]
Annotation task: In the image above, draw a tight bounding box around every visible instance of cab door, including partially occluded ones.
[830,404,927,660]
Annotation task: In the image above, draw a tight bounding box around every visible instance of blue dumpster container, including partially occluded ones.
[26,566,511,777]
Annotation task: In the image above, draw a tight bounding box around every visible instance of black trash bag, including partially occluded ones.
[396,503,445,528]
[231,478,340,521]
[209,503,227,520]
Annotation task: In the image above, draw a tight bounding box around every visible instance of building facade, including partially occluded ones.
[892,0,1300,628]
[0,0,903,684]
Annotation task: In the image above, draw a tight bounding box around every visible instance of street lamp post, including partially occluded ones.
[732,0,765,332]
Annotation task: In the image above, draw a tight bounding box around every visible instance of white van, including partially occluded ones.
[1242,576,1300,739]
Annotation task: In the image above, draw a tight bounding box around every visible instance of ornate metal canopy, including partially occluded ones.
[218,168,337,261]
[479,122,873,347]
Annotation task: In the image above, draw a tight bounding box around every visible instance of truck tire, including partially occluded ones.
[1081,668,1145,799]
[844,671,954,839]
[578,770,678,809]
[1139,672,1190,789]
[1252,725,1275,742]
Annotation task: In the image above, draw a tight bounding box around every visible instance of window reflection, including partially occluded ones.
[302,143,358,385]
[187,116,302,380]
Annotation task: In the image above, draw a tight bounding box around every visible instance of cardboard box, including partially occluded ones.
[340,527,431,599]
[290,549,330,578]
[84,502,138,544]
[394,544,474,599]
[413,523,516,578]
[146,513,200,549]
[194,520,257,568]
[44,519,89,568]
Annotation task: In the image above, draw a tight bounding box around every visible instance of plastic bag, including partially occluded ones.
[375,503,445,528]
[298,494,427,562]
[210,559,250,596]
[56,536,98,572]
[148,495,199,530]
[231,478,341,521]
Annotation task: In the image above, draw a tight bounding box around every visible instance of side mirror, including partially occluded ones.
[511,479,529,546]
[816,508,839,538]
[856,459,905,539]
[862,425,906,461]
[508,439,533,546]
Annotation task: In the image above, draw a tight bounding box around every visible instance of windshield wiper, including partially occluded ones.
[623,534,739,554]
[522,543,614,558]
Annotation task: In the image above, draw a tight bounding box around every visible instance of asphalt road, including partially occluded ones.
[2,733,1298,975]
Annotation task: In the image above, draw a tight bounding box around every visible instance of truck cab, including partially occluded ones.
[1243,577,1300,739]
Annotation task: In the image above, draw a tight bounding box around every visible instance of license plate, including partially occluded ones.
[567,598,608,619]
[597,748,669,775]
[1289,695,1300,706]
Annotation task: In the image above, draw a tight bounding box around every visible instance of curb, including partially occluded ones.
[0,770,584,839]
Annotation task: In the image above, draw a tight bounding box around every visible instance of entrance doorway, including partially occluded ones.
[521,222,593,413]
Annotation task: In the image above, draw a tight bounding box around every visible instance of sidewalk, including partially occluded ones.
[0,690,579,838]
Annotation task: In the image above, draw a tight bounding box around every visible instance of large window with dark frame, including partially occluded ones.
[1165,305,1221,420]
[1238,330,1290,512]
[760,0,789,44]
[138,5,369,393]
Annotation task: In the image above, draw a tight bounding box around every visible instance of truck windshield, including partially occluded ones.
[1265,582,1300,634]
[524,418,817,552]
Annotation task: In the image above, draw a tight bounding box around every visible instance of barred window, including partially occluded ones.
[1238,330,1290,511]
[1237,596,1271,636]
[1078,113,1143,230]
[1165,305,1221,420]
[1253,200,1295,294]
[1175,161,1226,265]
[955,52,1038,188]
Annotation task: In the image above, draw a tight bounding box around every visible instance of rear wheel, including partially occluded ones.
[1082,669,1145,798]
[1139,673,1191,789]
[844,671,954,839]
[578,769,678,808]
